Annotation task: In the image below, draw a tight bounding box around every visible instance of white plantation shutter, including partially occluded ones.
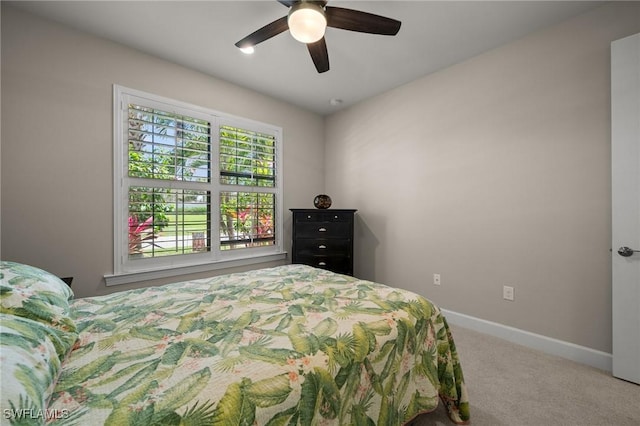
[219,125,277,250]
[128,104,211,183]
[219,125,276,187]
[112,86,283,281]
[126,103,213,259]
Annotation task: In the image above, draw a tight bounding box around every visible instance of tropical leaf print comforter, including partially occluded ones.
[48,265,469,425]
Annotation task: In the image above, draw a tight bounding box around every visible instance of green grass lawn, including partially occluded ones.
[160,212,208,237]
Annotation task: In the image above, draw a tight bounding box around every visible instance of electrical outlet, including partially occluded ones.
[503,285,515,301]
[433,274,441,286]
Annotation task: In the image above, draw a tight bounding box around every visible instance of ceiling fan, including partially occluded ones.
[234,0,402,73]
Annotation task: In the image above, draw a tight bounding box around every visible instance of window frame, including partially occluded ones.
[107,85,284,286]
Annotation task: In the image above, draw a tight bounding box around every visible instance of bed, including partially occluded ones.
[0,261,469,425]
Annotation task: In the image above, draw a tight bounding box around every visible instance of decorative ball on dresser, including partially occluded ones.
[313,194,332,209]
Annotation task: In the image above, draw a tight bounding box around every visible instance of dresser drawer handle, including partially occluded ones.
[318,262,327,266]
[318,245,327,249]
[318,227,327,232]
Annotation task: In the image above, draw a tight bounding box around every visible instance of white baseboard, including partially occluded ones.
[440,309,613,372]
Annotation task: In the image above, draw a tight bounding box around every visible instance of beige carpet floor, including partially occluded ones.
[411,325,640,426]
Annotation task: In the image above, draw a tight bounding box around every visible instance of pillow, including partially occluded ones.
[0,261,77,358]
[0,261,73,301]
[0,314,68,425]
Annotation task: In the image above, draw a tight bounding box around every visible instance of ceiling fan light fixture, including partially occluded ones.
[288,2,327,44]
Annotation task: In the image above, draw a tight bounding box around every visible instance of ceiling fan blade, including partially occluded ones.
[279,0,329,9]
[325,7,401,35]
[280,0,327,6]
[307,37,329,73]
[235,16,289,49]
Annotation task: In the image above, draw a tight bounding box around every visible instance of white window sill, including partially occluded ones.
[104,252,288,286]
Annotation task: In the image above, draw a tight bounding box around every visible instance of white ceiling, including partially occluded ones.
[9,1,603,115]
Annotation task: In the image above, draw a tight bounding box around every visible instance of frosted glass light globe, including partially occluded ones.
[288,4,327,44]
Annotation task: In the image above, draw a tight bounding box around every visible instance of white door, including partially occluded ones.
[611,32,640,385]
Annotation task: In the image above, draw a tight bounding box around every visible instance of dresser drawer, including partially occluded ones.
[295,211,352,223]
[294,239,351,256]
[294,222,351,238]
[294,255,351,275]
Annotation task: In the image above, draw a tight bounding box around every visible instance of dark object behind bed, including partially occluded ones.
[291,208,357,275]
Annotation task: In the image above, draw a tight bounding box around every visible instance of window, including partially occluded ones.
[219,125,277,250]
[110,86,283,284]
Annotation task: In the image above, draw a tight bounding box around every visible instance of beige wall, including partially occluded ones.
[325,3,640,353]
[1,5,325,297]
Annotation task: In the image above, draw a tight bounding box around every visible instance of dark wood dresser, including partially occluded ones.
[290,209,357,275]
